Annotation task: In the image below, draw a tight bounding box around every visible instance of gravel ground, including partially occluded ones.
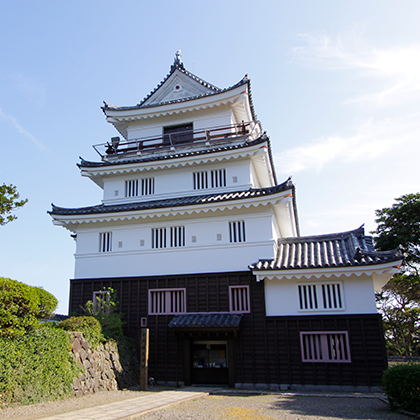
[0,389,413,420]
[0,388,153,420]
[141,393,412,420]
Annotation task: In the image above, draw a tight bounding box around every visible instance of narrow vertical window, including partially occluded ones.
[99,232,112,252]
[148,289,186,314]
[229,286,250,313]
[229,221,246,243]
[125,180,139,197]
[211,169,226,188]
[152,228,167,249]
[193,171,208,190]
[142,178,155,195]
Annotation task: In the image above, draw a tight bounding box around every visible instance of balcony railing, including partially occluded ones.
[93,121,262,160]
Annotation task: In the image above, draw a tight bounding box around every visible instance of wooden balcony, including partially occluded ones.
[93,121,261,160]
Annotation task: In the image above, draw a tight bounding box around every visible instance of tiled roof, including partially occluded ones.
[249,226,402,271]
[49,178,294,216]
[168,313,242,329]
[101,54,258,122]
[79,135,269,168]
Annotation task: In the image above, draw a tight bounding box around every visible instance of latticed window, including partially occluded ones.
[211,169,226,188]
[125,178,154,197]
[298,282,343,311]
[152,226,185,249]
[300,332,351,363]
[229,221,246,243]
[148,289,186,315]
[229,286,250,313]
[193,169,226,190]
[99,232,112,252]
[193,171,208,190]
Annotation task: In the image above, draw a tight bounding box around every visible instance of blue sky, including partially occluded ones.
[1,1,419,314]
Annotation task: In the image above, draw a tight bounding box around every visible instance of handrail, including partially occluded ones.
[93,121,262,159]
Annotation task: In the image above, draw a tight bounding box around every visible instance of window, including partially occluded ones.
[298,282,343,311]
[300,332,351,363]
[229,221,246,243]
[164,123,193,145]
[193,169,226,190]
[211,169,226,188]
[229,286,250,313]
[149,289,186,315]
[125,178,154,197]
[93,291,110,314]
[99,232,112,252]
[152,226,185,249]
[193,171,208,190]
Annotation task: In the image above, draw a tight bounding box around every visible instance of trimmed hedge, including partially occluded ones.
[0,328,81,406]
[383,364,420,413]
[0,277,58,337]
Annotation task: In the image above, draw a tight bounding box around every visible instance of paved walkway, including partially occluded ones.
[37,388,213,420]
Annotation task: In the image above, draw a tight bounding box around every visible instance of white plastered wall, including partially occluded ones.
[102,159,253,203]
[73,210,275,279]
[264,274,378,316]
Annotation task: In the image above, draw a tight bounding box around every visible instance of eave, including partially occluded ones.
[50,188,295,233]
[81,141,272,188]
[253,260,402,292]
[104,84,251,139]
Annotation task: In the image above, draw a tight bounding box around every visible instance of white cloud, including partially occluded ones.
[0,108,46,149]
[292,31,420,106]
[274,112,420,174]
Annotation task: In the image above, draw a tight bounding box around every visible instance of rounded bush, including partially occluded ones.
[383,364,420,413]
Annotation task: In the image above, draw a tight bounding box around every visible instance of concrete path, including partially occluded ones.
[36,388,212,420]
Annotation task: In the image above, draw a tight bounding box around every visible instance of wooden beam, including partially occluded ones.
[139,328,149,390]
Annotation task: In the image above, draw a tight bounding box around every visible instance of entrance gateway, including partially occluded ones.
[192,341,228,385]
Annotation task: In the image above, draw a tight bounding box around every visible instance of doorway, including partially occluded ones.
[192,341,228,385]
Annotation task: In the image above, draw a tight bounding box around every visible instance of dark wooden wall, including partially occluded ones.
[70,271,387,387]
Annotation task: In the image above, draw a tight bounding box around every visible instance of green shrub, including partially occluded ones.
[383,364,420,413]
[83,288,124,340]
[0,328,80,406]
[58,316,104,348]
[0,278,58,337]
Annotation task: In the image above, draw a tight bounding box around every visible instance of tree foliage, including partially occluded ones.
[0,183,28,226]
[372,193,420,356]
[83,287,124,339]
[0,277,58,338]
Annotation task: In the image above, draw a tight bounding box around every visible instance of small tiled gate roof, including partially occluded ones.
[168,313,242,331]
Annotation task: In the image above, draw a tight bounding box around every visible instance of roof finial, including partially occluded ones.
[175,49,182,65]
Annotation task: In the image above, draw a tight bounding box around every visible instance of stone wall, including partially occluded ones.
[70,332,139,395]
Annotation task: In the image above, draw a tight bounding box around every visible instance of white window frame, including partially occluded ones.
[193,169,226,190]
[229,286,250,313]
[125,178,155,197]
[99,232,112,252]
[148,289,186,315]
[300,331,351,363]
[298,282,344,311]
[229,221,246,243]
[152,226,185,249]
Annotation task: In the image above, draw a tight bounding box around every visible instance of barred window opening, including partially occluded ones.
[125,178,154,197]
[229,286,250,313]
[148,289,186,315]
[300,332,351,363]
[298,283,343,311]
[152,226,185,249]
[99,232,112,252]
[229,221,246,243]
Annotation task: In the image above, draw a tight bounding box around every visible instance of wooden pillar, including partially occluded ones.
[139,328,149,390]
